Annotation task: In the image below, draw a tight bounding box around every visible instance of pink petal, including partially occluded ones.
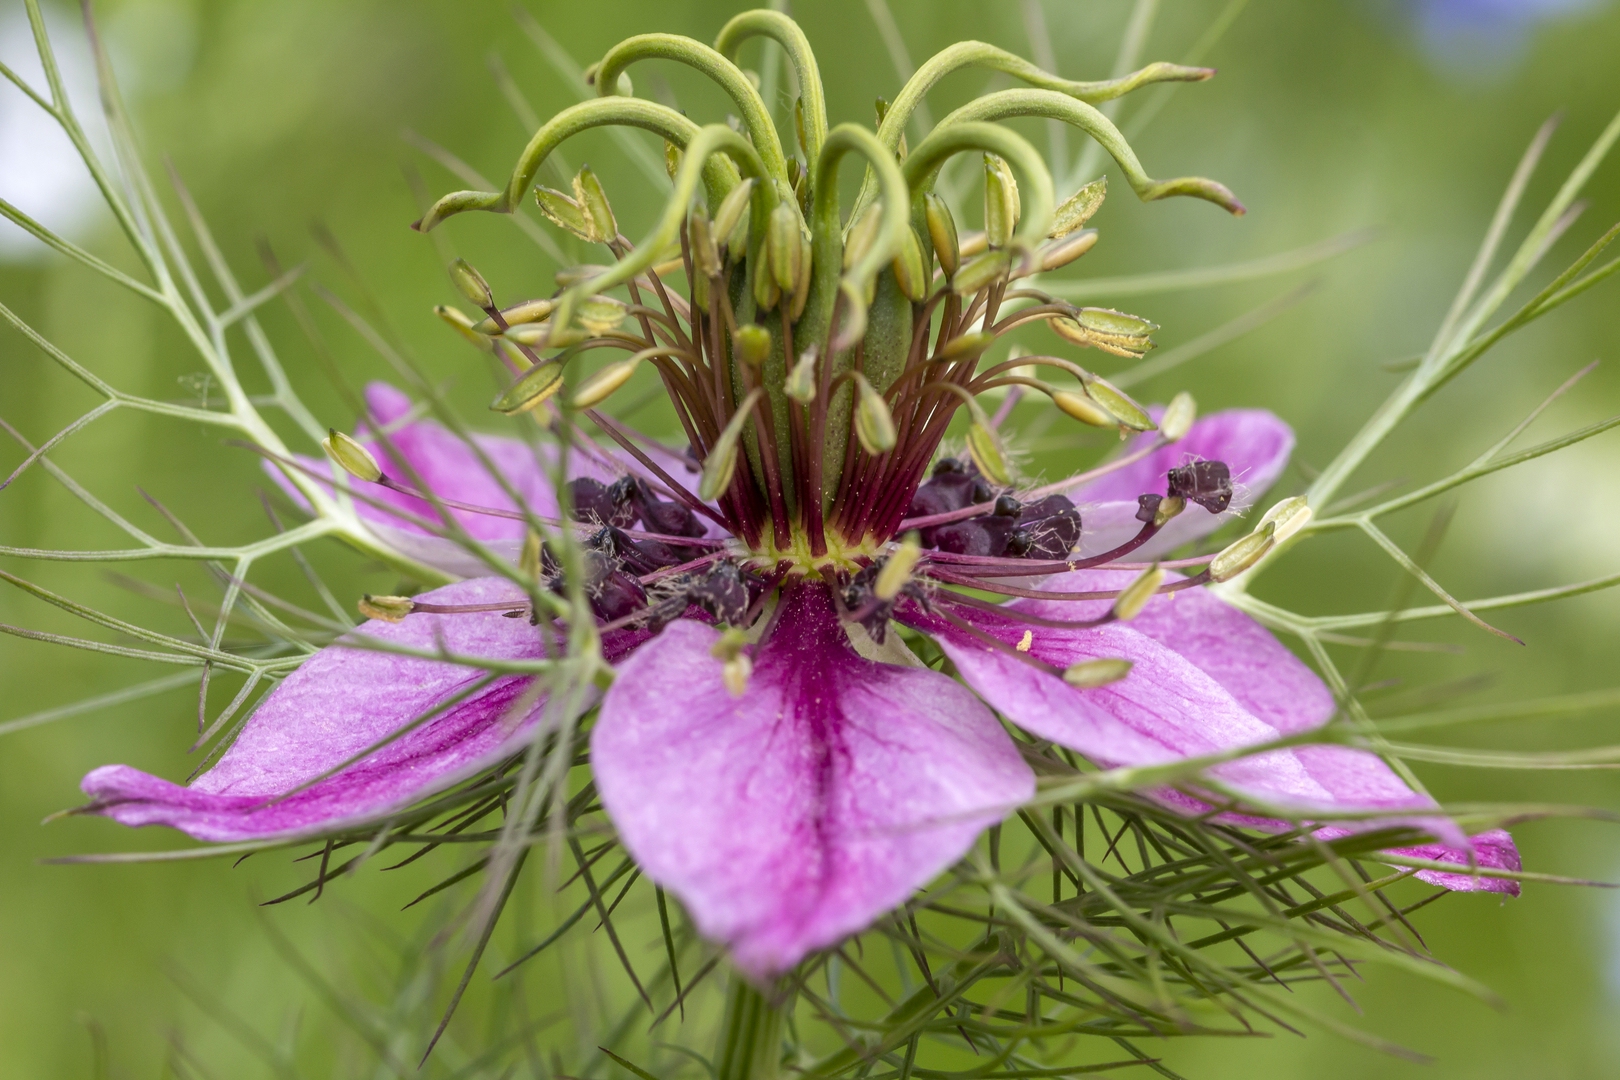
[264,383,720,574]
[81,579,648,842]
[1073,409,1294,558]
[907,573,1518,893]
[592,583,1033,977]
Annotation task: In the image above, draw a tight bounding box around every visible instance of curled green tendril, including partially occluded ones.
[590,33,789,185]
[903,122,1056,252]
[940,89,1245,216]
[714,9,828,172]
[553,124,776,333]
[811,125,913,350]
[414,98,740,233]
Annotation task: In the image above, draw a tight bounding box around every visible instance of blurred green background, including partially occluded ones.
[1,0,1618,1075]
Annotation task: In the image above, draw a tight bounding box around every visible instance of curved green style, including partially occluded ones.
[714,9,828,173]
[810,124,914,348]
[554,124,777,332]
[591,33,789,184]
[938,89,1245,215]
[414,97,739,233]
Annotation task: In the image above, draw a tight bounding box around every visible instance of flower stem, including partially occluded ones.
[716,976,786,1080]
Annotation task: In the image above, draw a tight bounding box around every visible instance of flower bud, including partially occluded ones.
[843,202,884,272]
[1211,521,1276,582]
[852,373,897,455]
[1258,496,1313,545]
[492,360,567,415]
[982,154,1020,248]
[1082,374,1155,432]
[1039,228,1099,272]
[892,227,929,303]
[713,178,756,259]
[1111,564,1164,622]
[519,529,544,582]
[1062,657,1133,688]
[699,389,762,501]
[1160,391,1197,442]
[535,186,594,242]
[448,258,493,310]
[734,323,773,367]
[576,295,628,335]
[784,348,817,403]
[767,202,801,292]
[358,594,414,623]
[1050,177,1107,238]
[964,402,1011,486]
[873,532,922,601]
[322,429,382,482]
[924,192,959,276]
[571,357,641,409]
[1050,389,1117,429]
[688,206,723,278]
[952,250,1010,296]
[435,305,490,350]
[709,626,752,698]
[572,165,616,244]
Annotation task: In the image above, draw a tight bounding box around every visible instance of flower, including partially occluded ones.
[77,14,1520,978]
[83,386,1518,976]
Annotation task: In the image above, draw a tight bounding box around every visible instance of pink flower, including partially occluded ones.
[81,385,1518,978]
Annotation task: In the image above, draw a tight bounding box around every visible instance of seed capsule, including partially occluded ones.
[572,165,616,244]
[492,360,567,415]
[448,258,493,310]
[322,429,382,482]
[982,154,1020,248]
[1050,177,1107,238]
[1063,657,1133,688]
[1160,391,1197,441]
[358,594,414,623]
[852,373,897,455]
[874,532,922,601]
[1111,564,1165,621]
[924,192,960,276]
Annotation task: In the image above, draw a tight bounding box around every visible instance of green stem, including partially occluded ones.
[715,976,786,1080]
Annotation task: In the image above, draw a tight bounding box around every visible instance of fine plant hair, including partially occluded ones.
[3,1,1620,1077]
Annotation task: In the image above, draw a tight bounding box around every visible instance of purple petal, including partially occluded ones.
[81,578,648,842]
[1073,409,1294,558]
[906,573,1517,893]
[592,582,1034,977]
[264,383,720,574]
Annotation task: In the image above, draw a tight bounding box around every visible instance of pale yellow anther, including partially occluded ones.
[710,626,752,698]
[359,594,414,623]
[1063,657,1133,688]
[1112,564,1164,622]
[873,533,922,601]
[322,429,382,483]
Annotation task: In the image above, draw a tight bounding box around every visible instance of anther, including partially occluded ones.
[853,373,897,455]
[1015,630,1033,652]
[699,388,763,501]
[1211,521,1276,582]
[1259,495,1313,544]
[784,347,818,404]
[1112,565,1165,622]
[573,164,616,245]
[358,594,414,623]
[1062,658,1133,688]
[924,192,960,276]
[713,178,756,259]
[710,626,753,698]
[982,153,1020,248]
[1160,391,1197,442]
[322,429,382,483]
[1049,177,1107,238]
[491,359,567,415]
[448,258,493,310]
[873,533,922,601]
